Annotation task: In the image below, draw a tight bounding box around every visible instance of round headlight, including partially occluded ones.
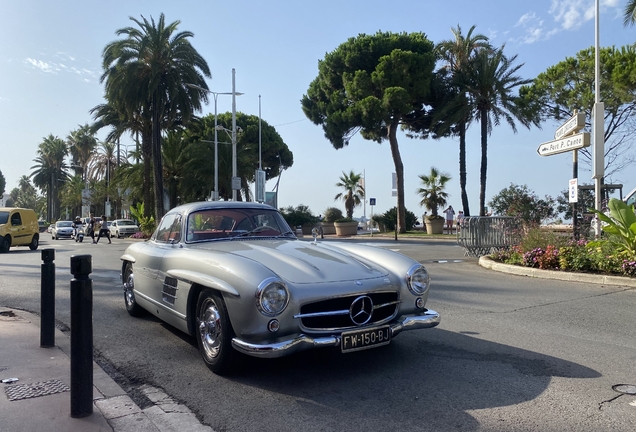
[407,265,430,295]
[256,278,289,316]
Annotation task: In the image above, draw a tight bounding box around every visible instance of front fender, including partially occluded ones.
[167,269,240,297]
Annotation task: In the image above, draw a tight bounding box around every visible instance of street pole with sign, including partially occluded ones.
[537,110,588,236]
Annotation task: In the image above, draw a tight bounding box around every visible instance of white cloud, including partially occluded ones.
[514,10,551,44]
[24,55,98,81]
[25,58,56,73]
[549,0,621,30]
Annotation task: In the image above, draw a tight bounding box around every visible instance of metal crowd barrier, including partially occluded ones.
[457,216,521,257]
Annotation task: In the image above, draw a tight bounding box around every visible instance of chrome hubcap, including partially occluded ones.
[198,299,222,359]
[124,271,135,306]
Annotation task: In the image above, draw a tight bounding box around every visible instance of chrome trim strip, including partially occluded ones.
[231,309,440,358]
[135,291,187,320]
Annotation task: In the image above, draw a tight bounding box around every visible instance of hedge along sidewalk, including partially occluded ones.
[479,256,636,287]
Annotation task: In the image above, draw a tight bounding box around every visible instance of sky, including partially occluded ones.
[1,0,635,221]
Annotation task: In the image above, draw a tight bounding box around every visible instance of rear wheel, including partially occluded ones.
[196,289,238,374]
[28,235,39,250]
[123,262,144,317]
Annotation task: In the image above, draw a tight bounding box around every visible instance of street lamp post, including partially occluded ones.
[186,72,243,200]
[231,69,238,201]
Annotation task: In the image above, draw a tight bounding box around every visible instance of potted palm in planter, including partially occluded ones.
[417,167,451,235]
[333,170,365,236]
[320,207,342,235]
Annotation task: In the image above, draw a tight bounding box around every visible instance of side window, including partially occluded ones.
[11,212,22,226]
[169,216,182,243]
[155,213,177,243]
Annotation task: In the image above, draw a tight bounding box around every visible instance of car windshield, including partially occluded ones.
[57,221,73,227]
[185,207,294,243]
[118,220,136,226]
[0,212,8,225]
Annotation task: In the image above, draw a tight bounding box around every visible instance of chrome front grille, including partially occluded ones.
[297,291,400,331]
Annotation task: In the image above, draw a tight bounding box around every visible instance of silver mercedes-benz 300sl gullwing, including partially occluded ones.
[120,201,440,374]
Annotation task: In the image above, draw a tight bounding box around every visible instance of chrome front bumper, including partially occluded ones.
[231,309,440,358]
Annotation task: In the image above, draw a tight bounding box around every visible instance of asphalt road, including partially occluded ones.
[1,235,636,431]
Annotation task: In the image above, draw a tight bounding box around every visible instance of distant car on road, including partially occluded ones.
[110,219,140,238]
[47,224,54,233]
[51,221,74,240]
[38,221,48,233]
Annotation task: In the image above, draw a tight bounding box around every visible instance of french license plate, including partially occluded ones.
[341,325,391,353]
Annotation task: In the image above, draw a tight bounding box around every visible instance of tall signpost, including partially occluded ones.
[592,0,605,237]
[537,110,588,236]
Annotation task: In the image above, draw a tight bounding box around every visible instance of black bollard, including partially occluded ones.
[40,249,55,348]
[70,254,93,418]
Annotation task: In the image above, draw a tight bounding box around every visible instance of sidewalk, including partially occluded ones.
[0,307,213,432]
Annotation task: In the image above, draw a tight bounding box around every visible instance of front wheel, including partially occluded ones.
[123,262,144,317]
[196,289,238,374]
[0,236,10,253]
[29,235,39,250]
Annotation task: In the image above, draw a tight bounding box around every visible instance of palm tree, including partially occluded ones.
[334,170,364,219]
[624,0,636,26]
[436,25,490,217]
[67,124,97,180]
[14,175,39,210]
[87,141,117,182]
[59,175,85,217]
[466,46,535,216]
[417,167,451,218]
[91,101,154,218]
[100,13,211,220]
[162,131,195,208]
[30,135,68,221]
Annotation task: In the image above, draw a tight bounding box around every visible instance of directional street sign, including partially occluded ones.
[537,132,591,157]
[554,112,586,140]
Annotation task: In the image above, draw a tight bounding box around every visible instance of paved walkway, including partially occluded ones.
[0,307,213,432]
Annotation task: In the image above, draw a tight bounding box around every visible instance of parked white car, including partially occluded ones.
[110,219,140,238]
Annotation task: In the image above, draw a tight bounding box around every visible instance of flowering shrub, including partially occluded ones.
[489,235,634,277]
[130,231,149,239]
[558,240,591,271]
[522,248,544,268]
[622,260,636,277]
[587,242,625,274]
[535,245,559,269]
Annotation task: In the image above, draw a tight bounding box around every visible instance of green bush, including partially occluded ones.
[558,243,593,272]
[518,225,568,252]
[323,207,343,223]
[129,202,156,235]
[280,204,318,227]
[335,217,355,223]
[379,207,417,231]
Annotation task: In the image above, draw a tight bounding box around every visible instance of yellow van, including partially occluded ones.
[0,208,40,253]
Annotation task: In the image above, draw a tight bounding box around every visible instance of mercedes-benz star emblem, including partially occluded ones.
[350,295,374,326]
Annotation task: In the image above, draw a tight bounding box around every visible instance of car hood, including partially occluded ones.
[191,240,388,284]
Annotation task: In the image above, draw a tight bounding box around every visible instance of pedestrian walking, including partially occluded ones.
[87,214,96,243]
[443,205,455,234]
[456,210,465,233]
[95,215,111,244]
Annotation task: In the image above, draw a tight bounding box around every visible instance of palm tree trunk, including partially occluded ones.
[479,109,488,216]
[458,119,471,216]
[152,94,165,220]
[142,130,153,220]
[388,118,406,234]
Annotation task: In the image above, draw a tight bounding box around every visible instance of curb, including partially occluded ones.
[479,256,636,287]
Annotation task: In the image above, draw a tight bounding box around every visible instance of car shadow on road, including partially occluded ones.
[224,329,600,430]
